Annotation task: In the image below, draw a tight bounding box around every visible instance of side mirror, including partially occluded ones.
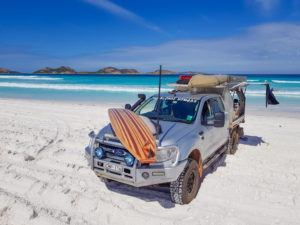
[214,112,225,127]
[125,104,132,110]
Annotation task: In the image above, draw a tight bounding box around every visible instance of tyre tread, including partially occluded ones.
[170,159,202,204]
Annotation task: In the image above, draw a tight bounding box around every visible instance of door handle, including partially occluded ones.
[199,131,204,140]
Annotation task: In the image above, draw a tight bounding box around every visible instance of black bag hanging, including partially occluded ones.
[265,83,280,107]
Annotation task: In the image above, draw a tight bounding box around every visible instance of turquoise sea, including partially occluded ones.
[0,74,299,110]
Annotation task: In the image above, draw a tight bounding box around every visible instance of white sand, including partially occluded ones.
[0,98,299,225]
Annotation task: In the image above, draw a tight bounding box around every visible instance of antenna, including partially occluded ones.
[156,65,162,137]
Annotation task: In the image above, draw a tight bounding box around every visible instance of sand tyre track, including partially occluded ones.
[36,115,70,156]
[170,159,202,204]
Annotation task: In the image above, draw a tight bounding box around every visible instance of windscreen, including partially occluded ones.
[135,96,200,124]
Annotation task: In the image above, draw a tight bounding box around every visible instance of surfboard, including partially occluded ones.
[108,108,156,163]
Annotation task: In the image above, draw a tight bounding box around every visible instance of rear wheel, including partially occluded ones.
[170,159,202,204]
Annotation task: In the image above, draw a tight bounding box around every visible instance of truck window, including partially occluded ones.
[201,101,214,125]
[138,98,157,115]
[209,98,224,114]
[201,98,224,125]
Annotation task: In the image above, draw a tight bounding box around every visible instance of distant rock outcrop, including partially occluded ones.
[1,66,178,75]
[0,67,21,74]
[147,69,177,75]
[119,68,139,74]
[97,67,121,74]
[179,71,201,75]
[33,66,77,74]
[97,67,139,74]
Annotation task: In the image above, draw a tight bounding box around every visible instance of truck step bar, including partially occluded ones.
[203,142,228,171]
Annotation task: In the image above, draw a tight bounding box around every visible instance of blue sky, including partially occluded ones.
[0,0,300,73]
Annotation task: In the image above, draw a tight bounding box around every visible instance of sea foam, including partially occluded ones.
[272,80,300,84]
[0,75,62,81]
[246,90,300,97]
[0,82,170,93]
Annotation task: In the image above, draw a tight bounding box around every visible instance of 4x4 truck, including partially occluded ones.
[85,74,276,204]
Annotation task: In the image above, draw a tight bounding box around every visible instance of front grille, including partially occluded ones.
[99,143,135,166]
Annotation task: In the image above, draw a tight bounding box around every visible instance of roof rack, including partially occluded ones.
[168,74,247,92]
[168,74,279,107]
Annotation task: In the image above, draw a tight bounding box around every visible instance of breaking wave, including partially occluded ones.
[247,79,260,82]
[0,82,170,93]
[0,82,299,97]
[0,75,62,81]
[272,80,300,84]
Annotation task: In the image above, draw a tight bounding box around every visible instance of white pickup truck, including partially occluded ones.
[85,75,278,204]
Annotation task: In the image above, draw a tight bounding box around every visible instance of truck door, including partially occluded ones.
[207,97,228,150]
[198,100,215,159]
[200,97,228,158]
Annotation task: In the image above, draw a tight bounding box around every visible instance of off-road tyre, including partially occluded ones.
[227,127,240,155]
[170,159,202,204]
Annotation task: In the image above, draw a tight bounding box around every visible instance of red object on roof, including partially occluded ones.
[179,75,193,80]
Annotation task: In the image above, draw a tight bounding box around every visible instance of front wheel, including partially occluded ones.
[170,159,202,204]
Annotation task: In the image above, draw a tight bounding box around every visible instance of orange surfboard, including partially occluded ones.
[108,108,156,163]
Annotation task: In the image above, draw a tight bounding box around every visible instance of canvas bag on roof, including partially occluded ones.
[188,75,230,88]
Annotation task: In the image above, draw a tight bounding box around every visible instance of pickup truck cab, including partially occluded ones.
[85,75,246,204]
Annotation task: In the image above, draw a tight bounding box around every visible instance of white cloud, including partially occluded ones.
[1,23,300,74]
[82,0,161,32]
[68,22,300,74]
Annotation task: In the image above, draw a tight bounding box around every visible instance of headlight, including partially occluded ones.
[124,153,135,166]
[95,147,105,159]
[156,146,179,163]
